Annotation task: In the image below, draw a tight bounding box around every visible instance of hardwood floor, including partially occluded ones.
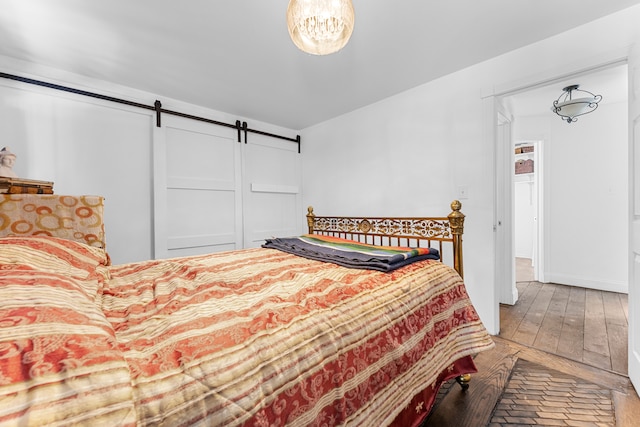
[424,337,640,427]
[423,259,638,426]
[504,258,628,375]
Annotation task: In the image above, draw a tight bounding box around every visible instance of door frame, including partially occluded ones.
[495,105,517,305]
[488,53,634,384]
[628,42,640,393]
[533,140,546,283]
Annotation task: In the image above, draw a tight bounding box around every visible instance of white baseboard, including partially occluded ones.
[544,273,628,294]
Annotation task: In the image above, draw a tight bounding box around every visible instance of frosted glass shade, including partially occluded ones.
[552,85,602,123]
[554,97,598,118]
[287,0,355,55]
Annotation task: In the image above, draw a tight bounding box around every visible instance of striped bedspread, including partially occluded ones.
[262,234,440,271]
[0,236,494,426]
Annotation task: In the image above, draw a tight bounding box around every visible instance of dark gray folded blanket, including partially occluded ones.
[262,234,439,272]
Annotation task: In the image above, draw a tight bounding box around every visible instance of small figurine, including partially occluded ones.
[0,147,18,178]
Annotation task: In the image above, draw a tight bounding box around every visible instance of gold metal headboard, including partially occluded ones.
[306,200,465,277]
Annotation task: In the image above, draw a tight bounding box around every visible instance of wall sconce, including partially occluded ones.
[552,84,602,123]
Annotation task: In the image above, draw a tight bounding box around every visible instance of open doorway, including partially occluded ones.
[514,140,542,285]
[503,63,628,295]
[496,63,630,374]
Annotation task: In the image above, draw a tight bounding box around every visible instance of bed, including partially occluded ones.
[0,194,494,426]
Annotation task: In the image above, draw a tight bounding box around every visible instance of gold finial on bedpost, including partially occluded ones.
[307,206,315,234]
[448,200,465,278]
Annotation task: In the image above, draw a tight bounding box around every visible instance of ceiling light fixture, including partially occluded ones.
[286,0,355,55]
[552,84,602,123]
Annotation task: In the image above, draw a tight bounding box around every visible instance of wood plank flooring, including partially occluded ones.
[424,337,640,427]
[502,259,628,375]
[422,259,638,426]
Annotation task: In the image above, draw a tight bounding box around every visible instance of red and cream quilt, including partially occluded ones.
[0,236,494,426]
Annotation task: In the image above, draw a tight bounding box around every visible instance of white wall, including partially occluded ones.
[0,77,155,264]
[301,69,498,331]
[0,57,297,265]
[515,101,628,293]
[301,6,640,333]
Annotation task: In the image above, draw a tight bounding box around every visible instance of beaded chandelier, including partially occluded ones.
[286,0,355,55]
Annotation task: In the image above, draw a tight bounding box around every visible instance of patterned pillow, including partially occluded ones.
[0,194,106,249]
[0,236,110,299]
[0,261,135,425]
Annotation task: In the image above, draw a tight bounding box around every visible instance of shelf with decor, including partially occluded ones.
[514,145,535,182]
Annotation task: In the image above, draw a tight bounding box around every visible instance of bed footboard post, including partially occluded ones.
[448,200,465,279]
[307,206,315,234]
[455,374,471,391]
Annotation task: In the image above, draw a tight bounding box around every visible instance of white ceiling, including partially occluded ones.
[0,0,638,129]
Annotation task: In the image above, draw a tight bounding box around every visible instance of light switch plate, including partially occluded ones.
[457,185,469,199]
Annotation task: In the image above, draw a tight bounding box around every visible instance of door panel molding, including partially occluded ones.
[153,115,241,259]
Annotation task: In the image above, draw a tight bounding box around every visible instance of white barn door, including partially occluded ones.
[629,44,640,394]
[241,134,302,248]
[153,116,242,259]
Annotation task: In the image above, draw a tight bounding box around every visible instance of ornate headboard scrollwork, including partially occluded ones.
[306,200,465,278]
